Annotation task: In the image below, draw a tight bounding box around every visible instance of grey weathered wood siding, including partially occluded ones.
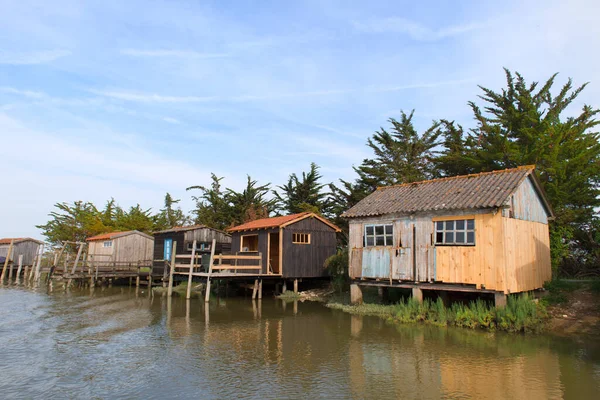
[282,218,337,278]
[89,233,153,264]
[503,177,549,224]
[0,240,41,265]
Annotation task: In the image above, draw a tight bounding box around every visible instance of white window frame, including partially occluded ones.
[364,224,394,247]
[292,233,311,244]
[187,242,211,251]
[241,234,259,252]
[435,219,475,246]
[103,240,113,248]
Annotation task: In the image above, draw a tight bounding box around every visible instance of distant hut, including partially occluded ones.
[152,225,232,264]
[228,212,341,280]
[342,165,554,306]
[86,230,153,265]
[0,238,43,266]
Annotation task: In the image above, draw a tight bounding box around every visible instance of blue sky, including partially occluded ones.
[1,0,599,239]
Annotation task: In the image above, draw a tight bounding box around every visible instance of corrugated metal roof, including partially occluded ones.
[342,166,541,218]
[86,231,129,241]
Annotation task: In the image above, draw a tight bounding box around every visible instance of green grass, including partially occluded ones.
[277,291,303,301]
[327,294,548,333]
[543,279,582,305]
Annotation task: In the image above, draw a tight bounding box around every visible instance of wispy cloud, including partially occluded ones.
[161,116,181,124]
[0,50,71,65]
[0,87,46,99]
[88,89,217,103]
[352,17,483,41]
[120,49,230,59]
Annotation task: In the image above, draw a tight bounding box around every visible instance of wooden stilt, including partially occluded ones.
[0,239,14,282]
[167,241,177,297]
[252,279,259,299]
[33,244,44,284]
[204,239,217,303]
[282,281,287,293]
[186,240,197,300]
[293,279,298,294]
[258,279,263,299]
[16,255,24,284]
[8,259,14,282]
[67,242,85,287]
[162,260,168,288]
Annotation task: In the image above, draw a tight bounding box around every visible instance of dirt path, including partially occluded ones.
[547,287,600,339]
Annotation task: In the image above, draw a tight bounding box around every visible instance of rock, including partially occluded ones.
[563,314,568,318]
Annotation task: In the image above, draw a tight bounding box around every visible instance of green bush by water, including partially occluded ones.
[327,294,547,333]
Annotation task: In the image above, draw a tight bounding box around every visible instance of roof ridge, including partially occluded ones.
[376,165,535,191]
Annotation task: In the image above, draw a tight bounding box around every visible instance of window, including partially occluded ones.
[241,235,259,252]
[103,240,112,248]
[435,219,475,245]
[187,242,212,251]
[292,233,311,244]
[364,224,393,247]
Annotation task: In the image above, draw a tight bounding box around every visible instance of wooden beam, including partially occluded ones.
[16,255,23,284]
[204,239,217,303]
[258,279,263,300]
[33,243,44,284]
[167,241,177,297]
[186,240,197,300]
[67,242,85,287]
[279,228,283,277]
[0,239,14,281]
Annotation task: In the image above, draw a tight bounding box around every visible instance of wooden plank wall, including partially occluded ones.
[392,218,413,280]
[230,230,272,274]
[507,177,549,224]
[503,217,552,293]
[184,229,231,245]
[283,217,337,278]
[0,241,41,265]
[434,212,506,291]
[348,223,363,278]
[114,234,154,263]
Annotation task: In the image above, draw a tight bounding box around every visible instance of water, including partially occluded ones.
[0,286,599,399]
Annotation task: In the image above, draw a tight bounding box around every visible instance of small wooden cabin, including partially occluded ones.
[228,212,341,278]
[0,238,43,266]
[343,166,553,301]
[153,225,232,264]
[86,231,153,264]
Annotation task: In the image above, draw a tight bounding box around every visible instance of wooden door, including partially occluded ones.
[392,219,413,280]
[269,233,280,274]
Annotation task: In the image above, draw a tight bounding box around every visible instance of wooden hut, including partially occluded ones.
[228,212,341,280]
[86,230,153,265]
[342,166,554,306]
[0,238,43,266]
[153,225,232,265]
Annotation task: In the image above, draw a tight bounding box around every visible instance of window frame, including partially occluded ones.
[364,223,394,247]
[434,218,475,246]
[240,234,259,252]
[292,233,311,245]
[103,240,113,248]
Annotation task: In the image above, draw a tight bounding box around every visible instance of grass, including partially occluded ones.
[327,294,548,333]
[277,291,303,301]
[152,281,205,297]
[543,279,585,305]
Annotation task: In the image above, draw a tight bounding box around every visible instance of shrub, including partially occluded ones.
[324,249,349,293]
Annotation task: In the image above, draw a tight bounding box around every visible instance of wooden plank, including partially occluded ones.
[0,239,14,281]
[204,239,217,303]
[186,240,197,300]
[211,266,261,270]
[16,255,23,283]
[167,241,177,297]
[213,255,262,261]
[33,243,44,283]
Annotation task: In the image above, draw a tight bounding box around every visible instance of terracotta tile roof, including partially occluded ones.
[228,213,311,232]
[0,237,43,245]
[342,165,552,218]
[86,231,129,241]
[153,224,230,235]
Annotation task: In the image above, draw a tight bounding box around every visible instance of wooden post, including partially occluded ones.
[8,256,14,282]
[16,255,24,284]
[494,292,507,308]
[67,242,85,287]
[252,279,259,299]
[186,240,197,300]
[162,260,168,288]
[204,239,217,303]
[282,281,287,294]
[0,239,14,282]
[89,255,95,287]
[136,260,141,288]
[350,284,363,304]
[234,252,238,274]
[258,279,263,299]
[34,244,44,284]
[293,279,298,294]
[167,241,177,297]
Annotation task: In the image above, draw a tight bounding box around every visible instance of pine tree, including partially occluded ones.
[274,163,328,215]
[187,174,232,230]
[155,193,188,230]
[226,176,277,225]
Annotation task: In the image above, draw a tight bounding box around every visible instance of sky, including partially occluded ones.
[1,0,599,240]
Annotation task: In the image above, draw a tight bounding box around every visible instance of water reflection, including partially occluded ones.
[0,286,599,399]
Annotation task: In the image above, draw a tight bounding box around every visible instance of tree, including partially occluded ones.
[187,174,232,230]
[274,163,329,215]
[438,69,600,271]
[37,201,107,245]
[155,193,188,230]
[226,176,277,225]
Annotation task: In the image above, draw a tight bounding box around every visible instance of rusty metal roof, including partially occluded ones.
[0,237,43,245]
[342,166,550,218]
[86,230,153,241]
[153,225,231,236]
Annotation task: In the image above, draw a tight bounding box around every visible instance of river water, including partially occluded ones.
[0,286,599,399]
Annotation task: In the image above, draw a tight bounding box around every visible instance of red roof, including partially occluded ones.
[86,231,128,241]
[228,212,341,232]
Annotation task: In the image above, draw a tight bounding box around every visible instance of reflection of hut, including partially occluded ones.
[0,238,43,266]
[228,212,341,278]
[344,166,554,305]
[86,230,153,265]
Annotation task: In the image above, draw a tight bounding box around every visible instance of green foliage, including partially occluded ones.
[327,294,548,333]
[275,163,329,215]
[187,174,232,230]
[154,193,189,231]
[324,250,349,292]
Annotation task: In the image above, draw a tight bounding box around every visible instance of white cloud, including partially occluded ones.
[88,89,218,103]
[120,49,230,59]
[352,17,483,41]
[0,49,71,65]
[0,87,46,99]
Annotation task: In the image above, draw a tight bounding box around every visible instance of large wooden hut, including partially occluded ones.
[342,166,554,306]
[0,238,43,266]
[86,230,153,265]
[153,225,232,265]
[228,212,341,279]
